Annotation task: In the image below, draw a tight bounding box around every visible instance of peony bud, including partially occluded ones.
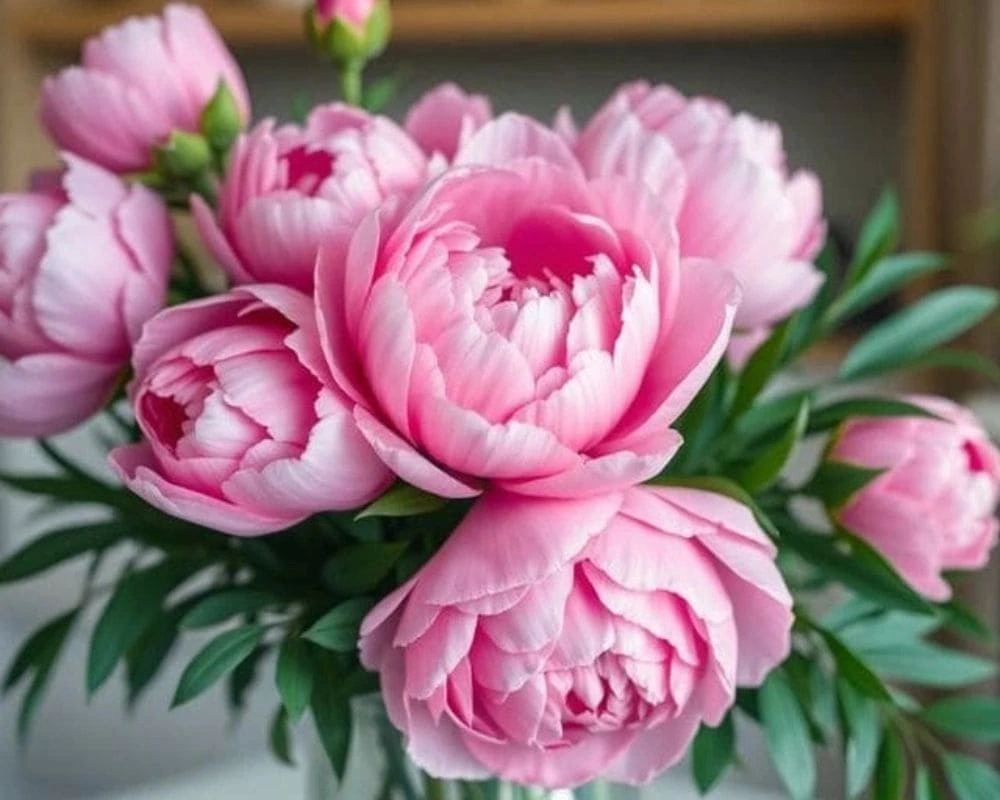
[307,0,391,65]
[200,81,245,155]
[154,131,213,180]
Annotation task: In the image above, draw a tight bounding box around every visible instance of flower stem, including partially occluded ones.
[341,61,364,106]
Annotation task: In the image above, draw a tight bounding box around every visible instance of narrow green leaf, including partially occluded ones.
[920,696,1000,743]
[840,286,999,380]
[915,767,942,800]
[303,598,373,652]
[839,682,883,799]
[0,473,127,507]
[0,522,126,585]
[873,728,906,800]
[172,625,265,708]
[940,600,995,643]
[804,461,884,508]
[691,713,735,794]
[806,397,938,436]
[837,611,941,654]
[898,347,1000,381]
[4,610,77,694]
[179,588,283,630]
[228,644,267,718]
[826,251,946,325]
[88,561,195,694]
[356,484,445,520]
[11,611,76,743]
[817,628,891,701]
[312,679,352,781]
[276,638,315,723]
[725,389,813,456]
[270,706,295,767]
[759,670,816,800]
[362,72,403,113]
[942,754,1000,800]
[808,662,838,739]
[846,188,900,288]
[670,362,731,474]
[780,529,935,616]
[861,643,996,688]
[730,319,793,417]
[125,612,183,708]
[733,396,809,492]
[323,542,408,595]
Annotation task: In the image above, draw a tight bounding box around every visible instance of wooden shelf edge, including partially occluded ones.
[7,0,919,52]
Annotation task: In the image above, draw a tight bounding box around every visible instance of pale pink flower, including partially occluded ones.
[41,4,250,173]
[193,104,427,292]
[360,486,792,787]
[315,115,739,499]
[0,157,172,437]
[110,285,393,536]
[829,395,1000,601]
[404,83,494,161]
[315,0,376,27]
[575,82,826,362]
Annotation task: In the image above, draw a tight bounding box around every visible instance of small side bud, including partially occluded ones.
[154,131,213,180]
[200,81,244,155]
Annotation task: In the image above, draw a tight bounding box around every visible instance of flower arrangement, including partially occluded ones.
[1,3,999,798]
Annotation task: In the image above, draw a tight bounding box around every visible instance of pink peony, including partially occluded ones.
[193,104,427,292]
[360,486,793,787]
[315,0,377,27]
[0,157,172,437]
[110,285,394,536]
[315,115,740,499]
[574,82,826,362]
[404,83,494,161]
[41,4,251,174]
[828,395,1000,601]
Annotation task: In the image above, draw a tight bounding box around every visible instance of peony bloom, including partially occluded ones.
[574,82,826,362]
[110,285,394,536]
[41,4,251,174]
[315,115,740,499]
[193,104,427,292]
[828,395,1000,601]
[315,0,376,28]
[0,157,172,437]
[360,487,793,788]
[404,83,494,161]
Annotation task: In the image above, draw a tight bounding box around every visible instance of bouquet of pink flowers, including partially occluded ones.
[2,3,999,798]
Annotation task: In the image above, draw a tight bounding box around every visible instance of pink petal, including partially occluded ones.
[404,83,493,161]
[454,113,581,173]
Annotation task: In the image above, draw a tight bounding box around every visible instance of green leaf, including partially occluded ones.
[837,611,941,654]
[269,706,295,767]
[873,728,906,800]
[303,598,373,653]
[860,643,996,688]
[88,561,195,694]
[804,461,884,508]
[276,639,315,723]
[839,682,883,799]
[826,251,946,325]
[806,397,938,436]
[323,542,408,595]
[691,713,735,794]
[942,754,1000,800]
[0,472,127,507]
[840,286,999,380]
[940,600,995,643]
[846,188,900,288]
[780,529,936,616]
[669,363,731,474]
[653,475,781,539]
[125,602,195,708]
[362,72,403,113]
[179,588,283,630]
[172,625,265,708]
[228,644,266,718]
[730,319,793,417]
[920,696,1000,742]
[4,610,77,694]
[356,484,445,520]
[817,628,891,701]
[725,389,813,456]
[759,670,816,800]
[732,396,809,492]
[898,347,1000,381]
[915,767,942,800]
[0,522,127,584]
[808,661,839,739]
[312,679,352,781]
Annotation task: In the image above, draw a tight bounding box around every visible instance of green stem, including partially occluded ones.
[423,774,447,800]
[341,61,364,106]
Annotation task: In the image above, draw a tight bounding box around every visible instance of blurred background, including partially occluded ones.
[0,0,997,797]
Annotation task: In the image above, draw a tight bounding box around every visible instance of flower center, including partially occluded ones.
[281,145,335,195]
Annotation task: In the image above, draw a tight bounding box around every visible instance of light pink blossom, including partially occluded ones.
[193,104,427,292]
[829,395,1000,601]
[110,285,393,536]
[0,157,172,437]
[404,83,493,161]
[41,4,250,173]
[315,115,740,499]
[575,82,826,362]
[360,486,792,787]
